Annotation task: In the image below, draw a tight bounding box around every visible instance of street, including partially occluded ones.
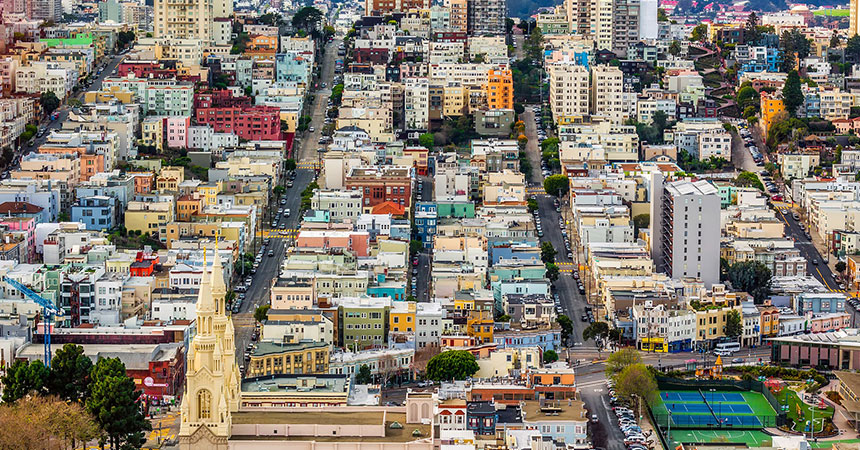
[233,33,339,364]
[773,207,841,292]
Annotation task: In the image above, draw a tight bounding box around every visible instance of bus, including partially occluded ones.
[714,341,740,355]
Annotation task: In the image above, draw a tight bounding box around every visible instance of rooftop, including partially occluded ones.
[521,399,587,422]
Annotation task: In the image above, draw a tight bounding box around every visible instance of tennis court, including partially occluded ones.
[652,389,777,429]
[670,429,774,448]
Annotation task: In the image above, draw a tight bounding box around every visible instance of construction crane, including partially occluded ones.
[3,277,62,367]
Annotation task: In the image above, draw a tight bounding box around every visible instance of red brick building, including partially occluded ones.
[354,48,390,65]
[195,105,283,141]
[130,251,159,277]
[344,166,412,214]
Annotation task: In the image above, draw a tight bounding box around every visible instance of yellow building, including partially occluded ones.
[162,222,245,249]
[157,166,184,192]
[390,301,417,333]
[760,91,785,134]
[141,117,164,152]
[125,200,174,234]
[691,285,743,343]
[246,340,330,378]
[85,86,136,104]
[196,183,220,206]
[466,310,494,344]
[443,83,467,117]
[246,35,278,55]
[486,68,513,110]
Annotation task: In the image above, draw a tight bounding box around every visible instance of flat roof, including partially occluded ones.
[521,399,587,422]
[230,411,432,443]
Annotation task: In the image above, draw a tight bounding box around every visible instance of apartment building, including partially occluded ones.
[548,63,589,124]
[651,178,721,287]
[590,65,624,124]
[404,77,429,131]
[486,68,513,110]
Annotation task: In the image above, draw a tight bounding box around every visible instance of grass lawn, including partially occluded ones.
[814,8,849,16]
[776,388,834,433]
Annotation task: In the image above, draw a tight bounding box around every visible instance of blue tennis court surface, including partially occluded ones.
[719,416,762,427]
[719,404,753,414]
[703,392,744,402]
[666,403,712,413]
[662,392,703,402]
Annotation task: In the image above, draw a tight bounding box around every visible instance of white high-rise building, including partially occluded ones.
[639,0,658,39]
[650,178,721,287]
[404,77,429,131]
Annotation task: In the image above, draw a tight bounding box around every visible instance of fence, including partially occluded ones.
[648,377,787,430]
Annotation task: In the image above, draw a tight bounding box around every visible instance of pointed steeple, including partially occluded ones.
[210,244,227,302]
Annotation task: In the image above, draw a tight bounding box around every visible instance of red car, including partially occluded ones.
[771,194,783,201]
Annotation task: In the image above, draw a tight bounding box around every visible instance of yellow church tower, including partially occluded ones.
[178,246,239,449]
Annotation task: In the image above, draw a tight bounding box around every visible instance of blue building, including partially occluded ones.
[71,196,116,231]
[493,327,562,352]
[466,401,497,436]
[489,242,540,265]
[797,293,846,315]
[414,202,437,249]
[275,52,311,84]
[735,45,782,74]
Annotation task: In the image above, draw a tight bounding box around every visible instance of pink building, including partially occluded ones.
[295,230,370,257]
[0,217,36,263]
[165,116,190,149]
[808,312,851,333]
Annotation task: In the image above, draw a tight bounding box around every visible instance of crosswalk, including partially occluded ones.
[257,228,299,239]
[297,161,321,169]
[527,186,546,195]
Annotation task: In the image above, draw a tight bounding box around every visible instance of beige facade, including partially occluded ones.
[591,65,624,124]
[548,63,589,124]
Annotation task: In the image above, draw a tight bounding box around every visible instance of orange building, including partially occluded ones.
[760,91,785,134]
[130,172,155,194]
[466,310,494,344]
[246,35,278,55]
[469,383,535,405]
[529,368,576,401]
[176,195,203,221]
[486,68,513,110]
[37,146,105,182]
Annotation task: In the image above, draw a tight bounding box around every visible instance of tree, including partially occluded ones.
[355,364,372,384]
[728,260,772,303]
[836,261,847,276]
[1,359,49,403]
[543,174,569,197]
[543,350,559,363]
[668,40,682,57]
[285,158,297,171]
[735,171,765,190]
[86,358,150,450]
[410,240,423,256]
[291,7,323,36]
[378,353,397,387]
[527,198,538,212]
[556,315,573,343]
[419,133,434,150]
[783,70,803,118]
[633,214,649,237]
[545,263,559,281]
[254,304,271,323]
[658,8,669,21]
[40,91,60,116]
[48,343,92,403]
[725,310,743,338]
[583,321,610,343]
[831,31,841,49]
[0,395,99,450]
[848,35,860,62]
[513,102,525,114]
[691,24,707,43]
[273,185,285,198]
[736,85,760,110]
[745,12,760,45]
[605,348,641,377]
[540,241,557,263]
[614,364,658,417]
[425,350,479,381]
[652,110,669,132]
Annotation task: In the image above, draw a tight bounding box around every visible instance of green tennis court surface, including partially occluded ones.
[669,429,774,448]
[652,389,777,428]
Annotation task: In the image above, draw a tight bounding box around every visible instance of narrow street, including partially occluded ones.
[297,39,339,162]
[521,108,543,181]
